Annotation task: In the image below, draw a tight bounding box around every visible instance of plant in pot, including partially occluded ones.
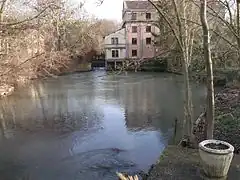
[199,139,234,178]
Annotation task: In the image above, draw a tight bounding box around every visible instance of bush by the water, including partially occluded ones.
[193,87,240,153]
[214,88,240,153]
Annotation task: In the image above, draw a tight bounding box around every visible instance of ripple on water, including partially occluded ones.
[58,148,138,180]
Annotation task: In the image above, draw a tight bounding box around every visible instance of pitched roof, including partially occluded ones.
[103,28,125,38]
[125,1,155,10]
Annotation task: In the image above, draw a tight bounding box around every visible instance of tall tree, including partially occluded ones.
[200,0,215,139]
[0,0,117,85]
[148,0,198,142]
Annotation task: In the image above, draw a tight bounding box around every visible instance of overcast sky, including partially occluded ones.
[83,0,123,22]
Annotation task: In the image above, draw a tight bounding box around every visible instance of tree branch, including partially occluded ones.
[147,0,183,51]
[0,4,54,26]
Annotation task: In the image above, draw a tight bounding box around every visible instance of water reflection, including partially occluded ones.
[0,71,206,180]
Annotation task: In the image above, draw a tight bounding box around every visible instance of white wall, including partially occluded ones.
[104,28,126,45]
[105,48,126,60]
[104,28,126,60]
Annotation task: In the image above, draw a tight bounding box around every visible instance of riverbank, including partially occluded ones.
[146,77,240,179]
[191,68,240,86]
[147,145,240,180]
[194,84,240,153]
[0,62,92,99]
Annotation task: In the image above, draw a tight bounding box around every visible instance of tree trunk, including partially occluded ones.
[200,0,215,139]
[182,54,192,138]
[148,0,195,142]
[56,13,61,51]
[0,0,7,22]
[181,0,193,140]
[237,1,240,67]
[0,0,7,58]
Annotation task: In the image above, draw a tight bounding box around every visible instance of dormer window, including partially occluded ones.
[111,37,119,44]
[131,13,137,20]
[146,13,151,20]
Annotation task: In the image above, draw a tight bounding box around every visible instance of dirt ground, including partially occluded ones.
[147,146,240,180]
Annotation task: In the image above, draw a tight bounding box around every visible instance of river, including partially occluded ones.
[0,71,206,180]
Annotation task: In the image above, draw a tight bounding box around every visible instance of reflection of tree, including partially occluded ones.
[0,73,206,139]
[122,75,206,139]
[0,110,6,137]
[123,78,164,131]
[0,98,16,138]
[123,76,184,134]
[29,79,104,132]
[0,74,105,134]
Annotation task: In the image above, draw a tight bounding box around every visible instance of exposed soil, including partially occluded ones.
[205,143,229,150]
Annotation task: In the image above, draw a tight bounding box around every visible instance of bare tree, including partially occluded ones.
[148,0,199,143]
[204,0,240,67]
[200,0,215,139]
[0,0,118,93]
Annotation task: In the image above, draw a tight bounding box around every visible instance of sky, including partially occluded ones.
[83,0,123,22]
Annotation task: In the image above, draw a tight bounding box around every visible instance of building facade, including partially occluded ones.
[104,0,159,68]
[104,28,126,69]
[122,0,159,60]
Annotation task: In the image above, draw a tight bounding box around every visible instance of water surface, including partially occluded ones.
[0,71,206,180]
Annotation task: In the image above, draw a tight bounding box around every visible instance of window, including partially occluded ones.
[132,38,137,45]
[146,13,151,20]
[131,13,137,20]
[146,37,151,44]
[111,38,114,44]
[132,26,137,33]
[146,26,151,33]
[111,37,119,44]
[132,49,137,57]
[112,50,119,58]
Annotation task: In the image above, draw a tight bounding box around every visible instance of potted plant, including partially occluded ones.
[199,139,234,178]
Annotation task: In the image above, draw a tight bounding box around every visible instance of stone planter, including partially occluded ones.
[199,139,234,178]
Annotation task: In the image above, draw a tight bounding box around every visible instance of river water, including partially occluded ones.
[0,71,206,180]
